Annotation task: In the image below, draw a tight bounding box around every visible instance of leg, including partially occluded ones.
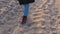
[21,4,29,25]
[23,4,29,16]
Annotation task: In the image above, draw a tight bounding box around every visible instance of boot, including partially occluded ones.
[21,16,27,25]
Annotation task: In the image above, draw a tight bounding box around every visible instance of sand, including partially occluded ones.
[0,0,60,34]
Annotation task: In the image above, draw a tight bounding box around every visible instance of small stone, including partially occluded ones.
[0,21,4,25]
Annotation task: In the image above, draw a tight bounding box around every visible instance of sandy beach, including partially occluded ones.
[0,0,60,34]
